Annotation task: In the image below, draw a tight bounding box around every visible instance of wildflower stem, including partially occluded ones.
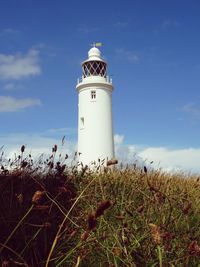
[56,242,82,266]
[0,204,34,254]
[45,175,97,267]
[0,243,29,267]
[157,245,163,267]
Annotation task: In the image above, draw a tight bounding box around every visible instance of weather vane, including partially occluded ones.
[91,42,103,47]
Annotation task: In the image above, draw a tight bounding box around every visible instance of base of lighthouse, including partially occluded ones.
[76,46,115,168]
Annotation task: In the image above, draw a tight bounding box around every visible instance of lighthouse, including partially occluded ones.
[76,45,115,167]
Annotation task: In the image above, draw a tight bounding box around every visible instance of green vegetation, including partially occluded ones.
[0,146,200,266]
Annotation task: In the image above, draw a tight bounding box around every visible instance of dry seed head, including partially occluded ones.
[16,193,23,204]
[95,200,111,218]
[54,144,57,152]
[87,213,97,231]
[21,160,28,168]
[112,247,121,256]
[32,190,44,204]
[137,205,144,213]
[21,145,25,153]
[2,261,10,267]
[144,166,147,173]
[58,186,67,193]
[149,223,161,245]
[125,208,134,217]
[155,192,165,204]
[62,135,65,145]
[188,241,200,256]
[69,230,77,238]
[48,161,54,169]
[107,159,118,166]
[182,201,192,215]
[52,144,57,153]
[34,205,49,210]
[81,230,89,241]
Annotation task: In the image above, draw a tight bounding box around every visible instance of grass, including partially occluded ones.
[0,146,200,266]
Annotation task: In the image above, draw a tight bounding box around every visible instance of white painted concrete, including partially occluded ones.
[76,47,115,167]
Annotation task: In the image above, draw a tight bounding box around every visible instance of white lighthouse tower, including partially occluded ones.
[76,45,115,167]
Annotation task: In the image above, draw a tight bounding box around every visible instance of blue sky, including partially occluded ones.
[0,0,200,172]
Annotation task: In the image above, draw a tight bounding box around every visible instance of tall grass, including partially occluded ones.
[0,146,200,266]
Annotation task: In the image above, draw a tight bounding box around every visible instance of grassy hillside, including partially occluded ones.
[0,148,200,266]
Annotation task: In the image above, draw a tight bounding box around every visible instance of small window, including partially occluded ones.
[80,117,84,127]
[91,90,96,99]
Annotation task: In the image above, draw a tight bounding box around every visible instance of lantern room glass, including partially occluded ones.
[82,61,107,77]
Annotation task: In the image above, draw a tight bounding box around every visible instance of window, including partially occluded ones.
[91,90,96,99]
[80,117,84,128]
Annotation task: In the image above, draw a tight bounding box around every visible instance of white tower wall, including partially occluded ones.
[76,47,115,167]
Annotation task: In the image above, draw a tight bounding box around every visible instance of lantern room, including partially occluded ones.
[82,47,107,78]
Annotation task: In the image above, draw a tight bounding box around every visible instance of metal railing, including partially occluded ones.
[77,75,112,84]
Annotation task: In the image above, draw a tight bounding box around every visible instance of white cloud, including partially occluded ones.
[78,26,99,34]
[0,96,41,112]
[1,132,199,173]
[153,19,180,34]
[114,134,200,173]
[139,147,200,173]
[115,48,139,63]
[0,132,76,164]
[114,134,142,165]
[4,83,15,90]
[0,28,19,36]
[44,128,76,136]
[161,19,180,29]
[181,102,200,117]
[0,49,41,80]
[114,22,128,28]
[114,134,124,145]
